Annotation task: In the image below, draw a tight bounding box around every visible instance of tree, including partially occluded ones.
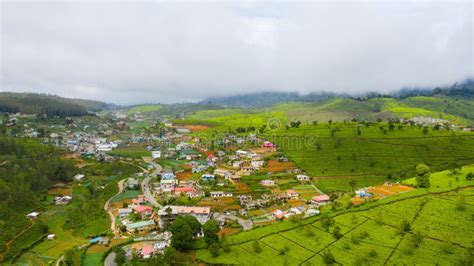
[114,247,126,266]
[312,120,318,126]
[333,226,343,239]
[348,178,357,191]
[162,246,177,265]
[181,215,202,235]
[169,217,194,251]
[203,219,220,245]
[252,241,262,253]
[322,250,336,264]
[209,243,219,257]
[466,172,473,180]
[415,164,431,188]
[400,220,411,232]
[422,126,429,135]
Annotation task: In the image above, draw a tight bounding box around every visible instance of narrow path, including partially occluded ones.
[104,179,126,234]
[0,220,35,261]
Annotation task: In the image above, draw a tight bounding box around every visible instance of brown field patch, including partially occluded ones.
[176,171,193,180]
[235,183,251,193]
[180,124,211,131]
[218,227,241,237]
[351,197,365,205]
[267,160,297,172]
[48,188,72,196]
[367,184,415,197]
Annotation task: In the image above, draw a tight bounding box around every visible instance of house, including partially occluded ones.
[132,195,148,205]
[161,172,176,180]
[228,175,241,184]
[262,141,276,148]
[141,245,154,259]
[73,174,85,181]
[26,212,39,219]
[47,234,56,240]
[126,220,156,234]
[89,236,110,245]
[251,160,265,169]
[210,191,233,198]
[214,168,232,179]
[296,175,310,181]
[54,196,72,205]
[118,208,133,218]
[232,161,244,169]
[274,209,284,220]
[151,151,161,159]
[157,206,211,228]
[160,179,177,192]
[133,205,153,219]
[286,190,299,199]
[235,150,249,156]
[201,174,215,181]
[311,195,330,205]
[127,178,140,190]
[260,179,275,187]
[172,186,194,196]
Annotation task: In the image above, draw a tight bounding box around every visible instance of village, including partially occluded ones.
[10,111,425,262]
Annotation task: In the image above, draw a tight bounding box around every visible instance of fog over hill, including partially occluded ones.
[1,1,472,104]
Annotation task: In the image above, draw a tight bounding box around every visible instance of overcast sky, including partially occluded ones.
[1,1,472,104]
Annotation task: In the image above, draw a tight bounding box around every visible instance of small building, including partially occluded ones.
[201,174,215,181]
[55,196,72,205]
[286,190,299,199]
[214,168,232,179]
[133,205,153,219]
[141,245,154,259]
[73,174,85,181]
[126,220,156,234]
[262,141,275,148]
[312,195,331,205]
[47,234,56,240]
[232,161,244,169]
[118,208,133,218]
[296,175,310,181]
[260,179,275,187]
[26,212,39,220]
[210,191,233,198]
[151,151,161,159]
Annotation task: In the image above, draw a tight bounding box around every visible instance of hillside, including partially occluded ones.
[0,92,114,116]
[196,166,474,265]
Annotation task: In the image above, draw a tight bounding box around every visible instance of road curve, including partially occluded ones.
[141,162,163,208]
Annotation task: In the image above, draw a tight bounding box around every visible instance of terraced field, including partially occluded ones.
[196,166,474,265]
[267,124,474,192]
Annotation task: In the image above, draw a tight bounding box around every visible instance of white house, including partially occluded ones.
[26,212,39,219]
[151,151,161,159]
[260,179,275,187]
[210,191,233,198]
[296,175,310,181]
[73,174,85,181]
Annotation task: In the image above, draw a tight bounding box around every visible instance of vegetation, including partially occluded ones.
[0,137,76,262]
[0,92,112,116]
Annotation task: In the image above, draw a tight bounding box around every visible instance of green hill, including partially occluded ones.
[0,92,113,117]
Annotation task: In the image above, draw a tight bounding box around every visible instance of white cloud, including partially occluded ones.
[0,1,472,104]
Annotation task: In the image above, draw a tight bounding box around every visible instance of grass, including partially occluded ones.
[107,144,150,159]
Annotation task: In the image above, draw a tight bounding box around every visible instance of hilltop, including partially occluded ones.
[0,92,116,117]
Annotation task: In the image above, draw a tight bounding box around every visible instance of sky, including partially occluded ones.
[1,1,473,104]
